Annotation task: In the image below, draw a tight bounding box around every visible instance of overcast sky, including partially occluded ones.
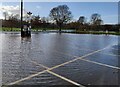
[1,2,118,24]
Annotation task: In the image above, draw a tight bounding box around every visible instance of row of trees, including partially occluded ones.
[2,5,119,32]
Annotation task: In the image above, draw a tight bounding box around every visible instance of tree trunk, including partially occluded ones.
[11,27,13,31]
[59,23,62,33]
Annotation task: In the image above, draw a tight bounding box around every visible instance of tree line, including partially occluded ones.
[2,5,120,32]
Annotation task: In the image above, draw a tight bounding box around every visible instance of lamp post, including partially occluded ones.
[21,0,23,37]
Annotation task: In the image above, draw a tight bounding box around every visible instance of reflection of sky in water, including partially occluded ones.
[0,34,2,87]
[1,32,119,85]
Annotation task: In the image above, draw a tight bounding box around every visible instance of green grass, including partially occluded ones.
[1,27,60,31]
[1,27,21,31]
[1,27,120,35]
[32,28,59,31]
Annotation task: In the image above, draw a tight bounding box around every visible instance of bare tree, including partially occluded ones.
[7,14,20,31]
[90,13,103,25]
[13,14,20,20]
[32,15,41,31]
[49,5,72,32]
[33,15,40,21]
[78,16,86,25]
[3,12,8,20]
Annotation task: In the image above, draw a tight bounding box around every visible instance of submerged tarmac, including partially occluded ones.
[1,32,120,86]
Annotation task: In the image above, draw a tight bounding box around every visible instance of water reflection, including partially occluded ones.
[1,32,119,85]
[21,37,31,43]
[111,45,120,55]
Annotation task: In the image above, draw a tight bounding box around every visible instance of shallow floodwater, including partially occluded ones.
[1,32,120,86]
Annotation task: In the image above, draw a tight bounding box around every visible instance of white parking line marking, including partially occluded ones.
[47,70,84,87]
[7,44,115,86]
[51,45,112,69]
[110,47,119,51]
[8,70,47,85]
[8,60,84,86]
[101,52,120,57]
[81,59,120,70]
[29,61,84,86]
[69,44,120,57]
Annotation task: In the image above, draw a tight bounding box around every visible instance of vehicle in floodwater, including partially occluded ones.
[22,25,31,37]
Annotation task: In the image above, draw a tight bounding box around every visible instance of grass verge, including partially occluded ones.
[1,27,120,35]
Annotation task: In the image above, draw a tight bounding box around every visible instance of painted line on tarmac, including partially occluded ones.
[100,52,120,57]
[47,70,84,87]
[70,44,120,57]
[110,47,119,51]
[49,44,120,70]
[80,58,120,70]
[26,61,84,87]
[48,45,113,71]
[7,45,113,86]
[59,34,119,57]
[8,60,84,86]
[8,70,48,85]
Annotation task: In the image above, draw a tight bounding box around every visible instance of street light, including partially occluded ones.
[27,12,32,16]
[21,0,23,37]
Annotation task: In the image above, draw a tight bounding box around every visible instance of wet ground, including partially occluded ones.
[1,32,120,86]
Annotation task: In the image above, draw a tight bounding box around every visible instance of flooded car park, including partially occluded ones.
[1,32,120,86]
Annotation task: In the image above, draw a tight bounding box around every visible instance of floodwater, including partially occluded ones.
[1,32,120,86]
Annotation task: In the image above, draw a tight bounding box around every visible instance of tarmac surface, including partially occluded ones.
[1,32,120,86]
